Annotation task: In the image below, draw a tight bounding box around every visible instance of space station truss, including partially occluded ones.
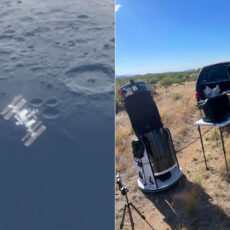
[0,95,46,147]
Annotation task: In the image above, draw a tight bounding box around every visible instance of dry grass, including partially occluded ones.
[209,128,220,141]
[218,132,230,182]
[173,184,202,215]
[192,170,205,186]
[172,93,182,101]
[115,112,135,172]
[219,159,230,183]
[155,82,200,143]
[176,224,192,230]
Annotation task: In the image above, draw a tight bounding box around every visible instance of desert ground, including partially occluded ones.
[115,81,230,230]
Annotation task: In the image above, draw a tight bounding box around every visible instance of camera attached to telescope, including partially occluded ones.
[116,172,128,196]
[116,172,154,229]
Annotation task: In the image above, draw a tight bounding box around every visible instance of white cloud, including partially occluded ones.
[115,4,122,12]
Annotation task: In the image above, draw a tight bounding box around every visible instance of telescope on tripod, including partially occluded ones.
[118,80,182,192]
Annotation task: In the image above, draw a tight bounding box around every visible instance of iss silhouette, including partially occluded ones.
[0,95,46,147]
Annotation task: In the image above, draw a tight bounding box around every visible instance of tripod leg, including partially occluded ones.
[127,203,135,230]
[130,203,155,230]
[120,204,127,229]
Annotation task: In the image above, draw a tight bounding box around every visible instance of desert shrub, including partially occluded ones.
[209,129,220,141]
[160,78,173,87]
[219,157,230,183]
[150,79,157,84]
[192,173,203,186]
[116,101,124,114]
[172,93,181,100]
[116,126,130,147]
[174,75,185,85]
[189,75,198,81]
[176,224,191,230]
[130,127,134,134]
[192,157,198,162]
[173,184,202,215]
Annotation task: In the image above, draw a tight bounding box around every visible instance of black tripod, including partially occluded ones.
[116,173,154,230]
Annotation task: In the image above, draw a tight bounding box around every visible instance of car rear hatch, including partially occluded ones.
[196,62,230,100]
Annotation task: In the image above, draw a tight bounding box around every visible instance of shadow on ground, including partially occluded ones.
[144,175,230,230]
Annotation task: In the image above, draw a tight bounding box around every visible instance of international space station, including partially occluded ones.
[0,95,46,147]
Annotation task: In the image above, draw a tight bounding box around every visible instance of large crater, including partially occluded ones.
[64,64,114,94]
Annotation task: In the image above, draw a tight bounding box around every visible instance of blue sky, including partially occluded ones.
[116,0,230,75]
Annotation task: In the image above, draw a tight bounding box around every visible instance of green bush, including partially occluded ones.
[189,75,198,81]
[172,93,181,100]
[160,78,173,87]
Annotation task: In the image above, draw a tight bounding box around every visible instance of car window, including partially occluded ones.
[227,66,230,77]
[201,65,230,84]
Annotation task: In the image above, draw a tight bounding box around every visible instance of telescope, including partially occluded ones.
[118,80,182,192]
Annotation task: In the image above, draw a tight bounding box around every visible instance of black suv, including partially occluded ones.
[196,62,230,101]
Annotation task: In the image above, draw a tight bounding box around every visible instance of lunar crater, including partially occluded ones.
[64,63,114,94]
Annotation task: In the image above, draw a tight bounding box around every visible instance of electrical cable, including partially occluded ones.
[175,127,213,153]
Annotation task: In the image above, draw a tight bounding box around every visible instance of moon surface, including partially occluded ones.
[65,64,114,94]
[0,0,114,229]
[30,98,44,107]
[45,98,59,107]
[42,107,60,120]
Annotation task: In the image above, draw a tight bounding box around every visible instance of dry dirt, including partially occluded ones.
[115,82,230,230]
